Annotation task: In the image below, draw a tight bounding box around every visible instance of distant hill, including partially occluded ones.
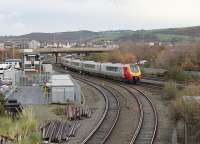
[0,26,200,43]
[0,30,134,42]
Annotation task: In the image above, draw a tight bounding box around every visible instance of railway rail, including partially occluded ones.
[55,66,159,144]
[71,73,158,144]
[71,75,120,144]
[128,86,158,144]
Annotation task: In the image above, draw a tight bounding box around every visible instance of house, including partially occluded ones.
[29,40,40,49]
[4,41,14,49]
[0,42,4,48]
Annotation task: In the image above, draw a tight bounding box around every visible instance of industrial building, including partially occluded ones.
[46,74,81,103]
[22,49,41,72]
[5,59,22,69]
[3,66,22,86]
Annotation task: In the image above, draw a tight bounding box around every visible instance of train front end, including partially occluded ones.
[123,64,141,83]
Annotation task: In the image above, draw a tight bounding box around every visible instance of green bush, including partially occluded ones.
[0,107,41,143]
[163,80,178,100]
[140,67,145,74]
[167,67,189,81]
[0,93,5,115]
[170,83,200,143]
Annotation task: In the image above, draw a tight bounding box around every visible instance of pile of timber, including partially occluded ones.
[40,120,79,143]
[4,99,23,119]
[0,135,14,144]
[65,104,92,120]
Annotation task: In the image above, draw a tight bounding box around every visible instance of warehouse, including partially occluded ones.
[47,74,81,103]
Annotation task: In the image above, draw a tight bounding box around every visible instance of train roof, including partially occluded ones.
[101,63,124,67]
[69,59,81,62]
[82,61,100,64]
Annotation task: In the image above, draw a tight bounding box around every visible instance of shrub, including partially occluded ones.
[167,67,189,81]
[0,93,5,115]
[0,107,41,143]
[140,67,145,74]
[163,80,178,100]
[171,83,200,143]
[182,84,200,96]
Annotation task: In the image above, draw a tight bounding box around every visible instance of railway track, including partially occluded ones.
[70,75,120,144]
[71,73,158,144]
[128,86,158,144]
[55,67,158,144]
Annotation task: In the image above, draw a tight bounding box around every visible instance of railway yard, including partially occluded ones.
[0,63,175,144]
[52,66,174,144]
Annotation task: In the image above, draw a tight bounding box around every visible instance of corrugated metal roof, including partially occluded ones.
[51,79,74,86]
[51,74,71,80]
[50,74,74,86]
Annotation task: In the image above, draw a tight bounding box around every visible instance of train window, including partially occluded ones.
[130,64,139,72]
[106,66,119,72]
[84,64,95,69]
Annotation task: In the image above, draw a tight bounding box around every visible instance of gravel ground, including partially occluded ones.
[67,81,106,144]
[135,85,174,144]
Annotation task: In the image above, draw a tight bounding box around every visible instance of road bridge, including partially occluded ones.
[34,47,116,54]
[21,47,116,63]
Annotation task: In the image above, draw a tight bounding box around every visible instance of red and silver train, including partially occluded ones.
[61,57,142,83]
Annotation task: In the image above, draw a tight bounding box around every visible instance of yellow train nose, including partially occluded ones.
[132,72,141,77]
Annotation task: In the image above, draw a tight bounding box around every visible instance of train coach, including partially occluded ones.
[100,63,125,80]
[81,61,100,74]
[61,57,141,83]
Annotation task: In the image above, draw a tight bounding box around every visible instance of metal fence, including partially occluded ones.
[19,72,50,86]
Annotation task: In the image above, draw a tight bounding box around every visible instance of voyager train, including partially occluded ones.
[61,57,142,83]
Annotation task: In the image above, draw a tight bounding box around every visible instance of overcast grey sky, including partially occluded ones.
[0,0,200,35]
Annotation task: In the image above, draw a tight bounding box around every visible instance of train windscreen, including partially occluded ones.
[130,64,139,72]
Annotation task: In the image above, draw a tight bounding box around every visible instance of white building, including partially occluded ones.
[42,64,53,73]
[3,66,22,86]
[23,49,41,72]
[5,59,21,69]
[29,40,40,49]
[47,74,81,103]
[0,43,4,48]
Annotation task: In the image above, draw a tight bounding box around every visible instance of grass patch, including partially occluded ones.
[0,107,41,143]
[163,80,178,100]
[170,83,200,143]
[166,67,197,81]
[0,93,5,116]
[182,83,200,96]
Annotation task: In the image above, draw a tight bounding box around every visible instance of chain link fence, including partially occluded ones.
[19,72,50,86]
